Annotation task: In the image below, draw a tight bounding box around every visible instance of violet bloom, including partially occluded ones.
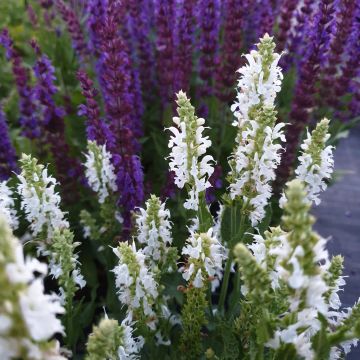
[0,106,18,181]
[332,2,360,113]
[283,0,315,70]
[77,70,115,149]
[155,0,175,105]
[97,0,144,232]
[215,0,247,103]
[86,0,107,55]
[320,0,357,108]
[55,0,90,61]
[0,29,40,139]
[97,0,141,148]
[276,0,336,190]
[31,42,83,197]
[26,4,38,27]
[173,0,196,94]
[275,0,298,53]
[127,0,156,97]
[198,0,220,98]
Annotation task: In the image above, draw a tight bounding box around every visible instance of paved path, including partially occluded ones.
[313,125,360,359]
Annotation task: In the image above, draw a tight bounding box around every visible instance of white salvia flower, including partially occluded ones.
[230,33,283,128]
[84,141,117,204]
[113,242,159,329]
[228,35,285,226]
[0,181,18,230]
[135,195,173,267]
[294,118,334,206]
[19,279,65,341]
[0,215,65,359]
[182,228,226,288]
[17,154,68,237]
[167,91,214,211]
[118,319,144,360]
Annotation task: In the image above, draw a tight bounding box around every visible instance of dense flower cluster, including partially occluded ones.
[17,154,68,237]
[228,34,285,225]
[235,180,360,359]
[294,118,334,205]
[0,2,360,356]
[182,228,226,289]
[0,215,65,359]
[135,195,174,270]
[84,141,117,204]
[113,242,159,330]
[168,91,214,211]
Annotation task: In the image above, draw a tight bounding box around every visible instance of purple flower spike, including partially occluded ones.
[198,0,220,99]
[322,0,358,108]
[97,0,141,149]
[0,29,40,139]
[55,0,90,61]
[114,154,144,235]
[96,0,144,233]
[283,0,315,70]
[275,0,298,53]
[173,0,196,94]
[77,70,116,149]
[26,4,38,27]
[127,0,156,97]
[276,0,336,190]
[87,0,107,55]
[0,106,18,181]
[31,42,84,198]
[215,0,246,103]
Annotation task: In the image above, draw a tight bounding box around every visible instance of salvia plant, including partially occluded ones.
[0,0,360,358]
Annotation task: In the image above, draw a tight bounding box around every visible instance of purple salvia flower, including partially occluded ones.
[0,106,18,181]
[55,0,90,62]
[275,0,336,189]
[97,0,140,148]
[320,0,356,107]
[0,29,40,139]
[77,70,116,148]
[31,42,84,198]
[198,0,220,99]
[113,154,144,235]
[87,0,107,56]
[283,0,315,70]
[26,4,38,27]
[97,0,144,231]
[215,0,247,103]
[257,0,275,38]
[275,0,298,53]
[155,0,175,105]
[173,0,196,94]
[126,0,156,97]
[334,5,360,120]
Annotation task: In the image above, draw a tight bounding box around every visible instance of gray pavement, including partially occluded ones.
[313,125,360,359]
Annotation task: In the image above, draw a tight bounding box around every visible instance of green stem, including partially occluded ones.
[218,203,248,315]
[218,252,234,314]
